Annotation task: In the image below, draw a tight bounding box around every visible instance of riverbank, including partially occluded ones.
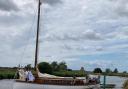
[91,72,128,78]
[0,69,86,79]
[0,68,16,79]
[0,67,128,79]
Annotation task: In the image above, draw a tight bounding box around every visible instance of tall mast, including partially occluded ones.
[35,0,41,69]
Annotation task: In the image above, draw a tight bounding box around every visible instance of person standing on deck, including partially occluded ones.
[18,68,25,80]
[25,69,29,82]
[28,71,35,82]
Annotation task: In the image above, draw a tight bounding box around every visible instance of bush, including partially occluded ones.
[38,62,53,74]
[93,68,102,73]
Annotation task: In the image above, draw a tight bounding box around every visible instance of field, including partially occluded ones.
[0,68,16,79]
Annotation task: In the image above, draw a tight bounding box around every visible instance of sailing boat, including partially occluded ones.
[16,0,100,89]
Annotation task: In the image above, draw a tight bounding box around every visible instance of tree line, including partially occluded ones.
[93,68,127,74]
[38,61,86,77]
[38,61,68,74]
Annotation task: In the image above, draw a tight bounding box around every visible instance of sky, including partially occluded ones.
[0,0,128,72]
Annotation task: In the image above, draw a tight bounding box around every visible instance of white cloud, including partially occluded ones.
[40,0,62,6]
[106,28,128,40]
[0,0,19,11]
[0,0,128,71]
[43,29,103,41]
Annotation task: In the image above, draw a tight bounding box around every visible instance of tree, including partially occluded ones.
[58,61,67,71]
[123,71,127,73]
[80,67,86,73]
[38,62,52,74]
[51,61,58,71]
[25,64,32,70]
[93,68,102,73]
[105,68,112,73]
[113,68,118,73]
[80,67,85,71]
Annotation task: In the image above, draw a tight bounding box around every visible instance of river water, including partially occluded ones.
[0,76,127,89]
[100,76,128,89]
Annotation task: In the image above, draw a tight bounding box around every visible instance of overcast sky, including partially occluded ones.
[0,0,128,71]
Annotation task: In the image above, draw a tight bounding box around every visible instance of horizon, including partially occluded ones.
[0,0,128,72]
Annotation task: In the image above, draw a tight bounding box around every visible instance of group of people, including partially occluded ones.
[17,68,35,82]
[87,75,100,84]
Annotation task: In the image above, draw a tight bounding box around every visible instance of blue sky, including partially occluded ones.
[0,0,128,72]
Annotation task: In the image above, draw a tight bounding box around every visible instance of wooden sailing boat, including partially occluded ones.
[16,0,100,88]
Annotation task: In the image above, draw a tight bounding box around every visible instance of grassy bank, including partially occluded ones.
[53,70,86,77]
[0,68,128,79]
[92,72,128,77]
[0,68,16,79]
[0,68,86,79]
[103,73,128,77]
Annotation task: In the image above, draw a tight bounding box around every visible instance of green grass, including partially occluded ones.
[0,68,16,79]
[53,70,86,77]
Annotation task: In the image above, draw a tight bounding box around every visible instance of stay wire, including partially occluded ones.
[18,8,38,68]
[12,7,38,89]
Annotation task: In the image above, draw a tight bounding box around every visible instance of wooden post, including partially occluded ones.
[103,75,106,89]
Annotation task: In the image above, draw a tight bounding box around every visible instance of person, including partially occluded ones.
[18,68,25,80]
[24,69,28,82]
[28,71,35,82]
[72,74,77,85]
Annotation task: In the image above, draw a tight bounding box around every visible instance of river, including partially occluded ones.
[0,76,127,89]
[100,76,128,89]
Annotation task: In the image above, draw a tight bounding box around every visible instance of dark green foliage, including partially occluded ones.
[0,68,15,79]
[93,68,102,73]
[0,73,15,79]
[51,61,58,71]
[58,61,67,71]
[38,62,53,74]
[38,61,86,77]
[105,68,112,73]
[51,61,67,71]
[123,71,127,73]
[25,64,32,70]
[67,69,72,71]
[113,68,118,73]
[53,70,86,77]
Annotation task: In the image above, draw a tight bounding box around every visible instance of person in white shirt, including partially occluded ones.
[28,71,35,82]
[24,69,29,82]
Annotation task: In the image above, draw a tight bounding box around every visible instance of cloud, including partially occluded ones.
[106,28,128,40]
[44,30,103,41]
[40,0,62,6]
[0,0,128,71]
[114,0,128,17]
[0,0,19,11]
[66,58,114,70]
